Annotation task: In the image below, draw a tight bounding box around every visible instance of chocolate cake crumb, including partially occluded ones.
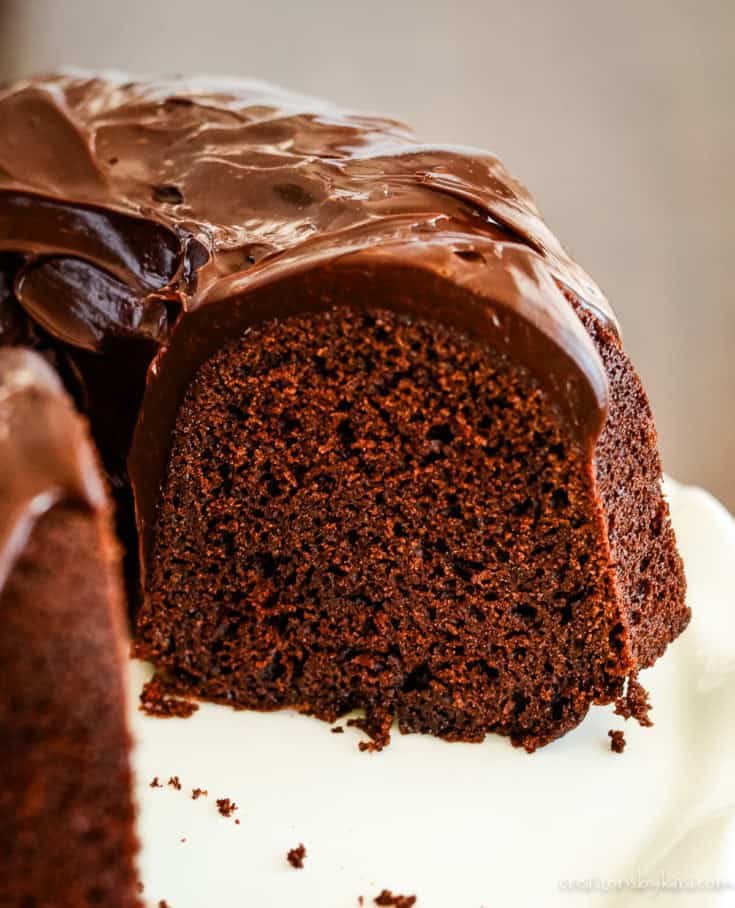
[216,797,238,818]
[374,889,416,907]
[358,898,364,906]
[139,673,199,719]
[331,725,344,734]
[150,776,162,788]
[179,837,187,843]
[608,729,626,753]
[614,675,653,727]
[287,843,306,869]
[347,715,390,751]
[192,788,208,800]
[168,776,182,790]
[158,901,171,908]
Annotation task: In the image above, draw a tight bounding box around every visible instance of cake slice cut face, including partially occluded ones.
[0,349,141,907]
[137,304,622,748]
[134,282,686,751]
[0,72,689,750]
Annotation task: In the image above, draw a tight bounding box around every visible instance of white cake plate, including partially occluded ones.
[129,478,735,907]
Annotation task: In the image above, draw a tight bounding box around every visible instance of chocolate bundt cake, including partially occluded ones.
[0,71,689,751]
[0,349,140,907]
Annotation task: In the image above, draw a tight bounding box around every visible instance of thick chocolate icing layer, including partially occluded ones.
[0,73,613,318]
[0,348,105,590]
[0,71,616,566]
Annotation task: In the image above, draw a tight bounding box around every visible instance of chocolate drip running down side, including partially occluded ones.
[0,348,106,590]
[0,71,618,568]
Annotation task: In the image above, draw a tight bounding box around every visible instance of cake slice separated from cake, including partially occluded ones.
[0,348,141,907]
[131,263,687,751]
[0,72,689,751]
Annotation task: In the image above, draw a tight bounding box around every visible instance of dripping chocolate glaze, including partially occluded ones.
[0,71,615,566]
[0,348,106,591]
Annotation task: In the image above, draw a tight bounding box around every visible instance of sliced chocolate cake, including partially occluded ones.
[0,71,689,750]
[0,349,141,907]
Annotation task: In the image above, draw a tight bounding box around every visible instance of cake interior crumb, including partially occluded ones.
[374,889,417,907]
[139,672,199,719]
[608,729,626,753]
[287,843,307,869]
[216,797,238,818]
[614,675,653,727]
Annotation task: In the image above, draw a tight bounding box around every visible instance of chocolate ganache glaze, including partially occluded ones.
[0,347,106,591]
[0,70,615,573]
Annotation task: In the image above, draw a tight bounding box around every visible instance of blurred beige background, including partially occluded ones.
[1,0,733,508]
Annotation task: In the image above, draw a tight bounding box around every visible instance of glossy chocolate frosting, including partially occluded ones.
[0,71,616,565]
[0,347,106,591]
